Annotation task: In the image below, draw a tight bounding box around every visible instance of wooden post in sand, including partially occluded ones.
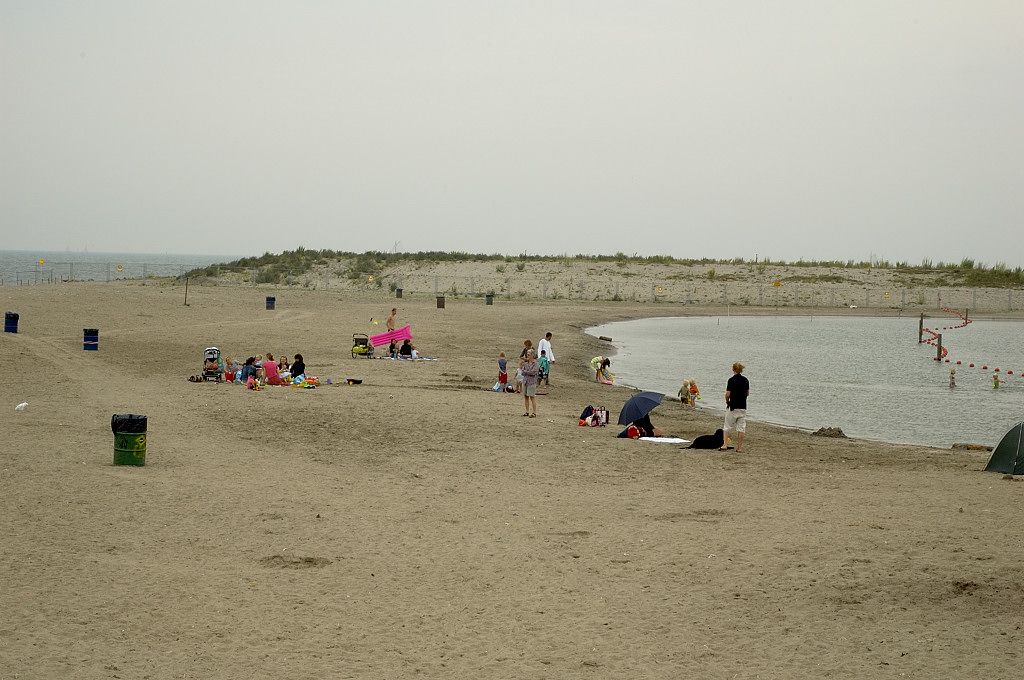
[918,313,924,343]
[184,277,190,306]
[937,334,942,361]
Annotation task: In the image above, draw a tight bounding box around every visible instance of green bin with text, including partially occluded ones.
[112,414,147,466]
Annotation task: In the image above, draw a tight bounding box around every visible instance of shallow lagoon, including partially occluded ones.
[588,315,1024,448]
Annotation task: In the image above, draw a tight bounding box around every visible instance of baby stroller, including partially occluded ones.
[352,334,374,358]
[202,347,224,382]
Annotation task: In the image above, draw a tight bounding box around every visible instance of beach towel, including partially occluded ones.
[370,325,412,347]
[640,437,691,444]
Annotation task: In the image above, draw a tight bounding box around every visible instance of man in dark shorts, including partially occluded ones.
[722,362,750,452]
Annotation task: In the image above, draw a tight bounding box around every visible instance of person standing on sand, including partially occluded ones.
[722,362,750,452]
[516,340,533,393]
[521,349,540,417]
[386,308,397,332]
[537,332,555,384]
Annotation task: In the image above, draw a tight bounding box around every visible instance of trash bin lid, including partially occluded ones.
[111,413,147,433]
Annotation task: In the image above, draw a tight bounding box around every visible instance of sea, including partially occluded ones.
[0,250,234,284]
[587,315,1024,449]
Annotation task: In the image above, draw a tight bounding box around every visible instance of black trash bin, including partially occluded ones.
[396,288,403,299]
[485,294,494,305]
[436,296,445,309]
[266,296,276,310]
[4,312,18,333]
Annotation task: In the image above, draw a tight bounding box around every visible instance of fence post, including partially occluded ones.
[937,334,943,361]
[1009,290,1013,312]
[919,313,924,342]
[864,289,869,308]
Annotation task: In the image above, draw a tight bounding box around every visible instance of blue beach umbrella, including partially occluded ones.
[617,391,664,425]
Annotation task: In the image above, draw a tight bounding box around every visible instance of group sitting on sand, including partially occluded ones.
[224,353,307,387]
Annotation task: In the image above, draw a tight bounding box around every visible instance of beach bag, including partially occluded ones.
[578,405,608,427]
[578,405,594,426]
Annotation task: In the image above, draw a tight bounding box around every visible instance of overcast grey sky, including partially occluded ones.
[2,1,1021,264]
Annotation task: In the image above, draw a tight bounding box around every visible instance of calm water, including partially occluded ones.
[588,315,1024,448]
[0,250,234,284]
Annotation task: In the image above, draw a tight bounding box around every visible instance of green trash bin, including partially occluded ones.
[112,414,147,466]
[485,293,494,305]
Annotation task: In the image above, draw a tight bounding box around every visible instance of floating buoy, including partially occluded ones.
[969,363,975,368]
[956,360,961,365]
[982,365,988,370]
[995,368,1000,372]
[1008,370,1014,375]
[944,359,950,363]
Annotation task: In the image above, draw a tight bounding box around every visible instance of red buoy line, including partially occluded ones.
[921,308,1023,378]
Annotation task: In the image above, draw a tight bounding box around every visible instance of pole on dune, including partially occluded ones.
[918,313,924,343]
[937,334,942,361]
[184,277,190,306]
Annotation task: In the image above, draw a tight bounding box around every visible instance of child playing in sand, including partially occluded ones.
[497,352,508,390]
[225,357,240,382]
[539,350,550,387]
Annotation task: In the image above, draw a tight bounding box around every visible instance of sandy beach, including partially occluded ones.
[2,281,1022,679]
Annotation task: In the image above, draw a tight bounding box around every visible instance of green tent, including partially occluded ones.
[985,422,1024,475]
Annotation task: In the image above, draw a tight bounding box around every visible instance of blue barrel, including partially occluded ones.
[83,328,99,351]
[266,296,276,310]
[4,312,18,334]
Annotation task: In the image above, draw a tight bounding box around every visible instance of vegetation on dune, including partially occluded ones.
[182,248,1024,288]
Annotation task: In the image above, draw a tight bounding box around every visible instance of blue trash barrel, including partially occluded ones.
[4,312,18,333]
[266,296,276,310]
[83,328,99,351]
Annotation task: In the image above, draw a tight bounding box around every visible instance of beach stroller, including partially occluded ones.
[202,347,223,382]
[352,334,374,359]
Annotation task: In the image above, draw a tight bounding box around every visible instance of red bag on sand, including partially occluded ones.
[625,425,642,439]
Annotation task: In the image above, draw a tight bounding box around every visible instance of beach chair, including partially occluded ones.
[202,347,223,382]
[352,334,374,358]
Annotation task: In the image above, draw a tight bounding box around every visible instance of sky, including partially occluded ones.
[1,1,1022,265]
